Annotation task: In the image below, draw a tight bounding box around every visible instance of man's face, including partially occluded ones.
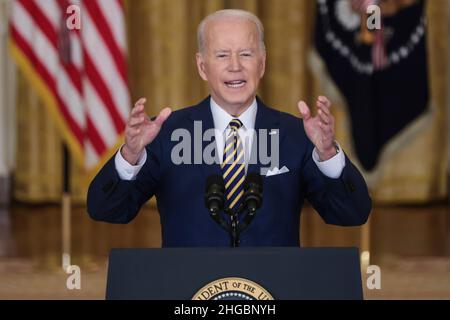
[196,18,266,113]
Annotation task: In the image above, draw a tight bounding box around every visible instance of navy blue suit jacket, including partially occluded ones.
[87,97,371,247]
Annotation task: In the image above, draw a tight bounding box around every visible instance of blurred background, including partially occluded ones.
[0,0,448,299]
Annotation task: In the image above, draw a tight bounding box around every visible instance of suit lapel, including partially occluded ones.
[247,97,281,176]
[189,96,222,180]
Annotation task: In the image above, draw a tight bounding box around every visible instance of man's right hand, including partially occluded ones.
[122,98,172,165]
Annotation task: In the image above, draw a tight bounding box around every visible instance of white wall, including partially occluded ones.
[0,0,16,177]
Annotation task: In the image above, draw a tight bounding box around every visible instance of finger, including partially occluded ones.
[318,109,330,125]
[131,98,146,115]
[152,107,172,127]
[317,102,331,117]
[297,101,311,120]
[317,98,331,114]
[317,96,331,108]
[129,111,146,128]
[134,97,146,107]
[317,101,331,116]
[128,115,145,127]
[126,127,141,138]
[131,103,145,117]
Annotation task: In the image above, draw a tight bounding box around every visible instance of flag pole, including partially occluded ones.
[360,217,371,271]
[62,143,71,271]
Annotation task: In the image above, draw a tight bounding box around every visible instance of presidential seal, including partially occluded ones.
[192,277,274,300]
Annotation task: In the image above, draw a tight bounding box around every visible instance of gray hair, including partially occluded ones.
[197,9,266,54]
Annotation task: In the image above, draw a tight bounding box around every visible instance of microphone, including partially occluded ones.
[243,172,263,213]
[205,174,230,236]
[237,172,263,235]
[204,174,225,214]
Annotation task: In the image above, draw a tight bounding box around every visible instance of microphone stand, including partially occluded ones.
[224,204,247,247]
[206,173,262,248]
[237,208,257,235]
[208,208,230,235]
[208,207,239,247]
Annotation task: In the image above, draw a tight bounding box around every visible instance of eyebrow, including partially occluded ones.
[213,48,255,53]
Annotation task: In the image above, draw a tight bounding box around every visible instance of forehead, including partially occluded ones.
[204,18,259,50]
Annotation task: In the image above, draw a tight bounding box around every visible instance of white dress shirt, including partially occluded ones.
[210,97,257,171]
[115,98,346,180]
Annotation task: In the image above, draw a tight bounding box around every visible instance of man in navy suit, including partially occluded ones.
[87,9,371,247]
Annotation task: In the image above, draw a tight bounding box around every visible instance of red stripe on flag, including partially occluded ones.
[11,26,85,145]
[83,52,126,134]
[19,0,58,46]
[18,0,83,93]
[83,0,128,84]
[87,116,107,155]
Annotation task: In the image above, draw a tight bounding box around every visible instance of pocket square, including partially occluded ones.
[263,166,290,177]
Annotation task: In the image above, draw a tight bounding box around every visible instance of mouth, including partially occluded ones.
[224,80,247,89]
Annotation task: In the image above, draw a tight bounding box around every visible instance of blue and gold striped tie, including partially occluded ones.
[221,119,246,210]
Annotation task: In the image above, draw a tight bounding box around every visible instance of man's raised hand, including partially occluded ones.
[297,96,337,161]
[122,98,172,165]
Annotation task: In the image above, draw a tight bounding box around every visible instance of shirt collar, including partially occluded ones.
[210,97,257,133]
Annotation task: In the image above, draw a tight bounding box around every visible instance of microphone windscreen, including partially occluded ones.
[206,174,224,191]
[244,172,263,191]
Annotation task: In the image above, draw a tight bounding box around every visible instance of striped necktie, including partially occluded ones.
[221,119,246,211]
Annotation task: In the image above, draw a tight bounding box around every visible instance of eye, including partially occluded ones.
[240,52,252,57]
[216,54,228,58]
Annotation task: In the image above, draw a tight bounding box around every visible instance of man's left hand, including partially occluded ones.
[297,96,337,161]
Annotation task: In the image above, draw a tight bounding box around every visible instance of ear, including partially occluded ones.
[259,52,266,79]
[196,52,208,81]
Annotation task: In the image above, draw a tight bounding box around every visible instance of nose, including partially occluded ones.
[228,53,242,72]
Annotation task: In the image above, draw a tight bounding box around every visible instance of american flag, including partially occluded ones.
[9,0,130,169]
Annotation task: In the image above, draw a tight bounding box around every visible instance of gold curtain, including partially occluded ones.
[13,0,447,204]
